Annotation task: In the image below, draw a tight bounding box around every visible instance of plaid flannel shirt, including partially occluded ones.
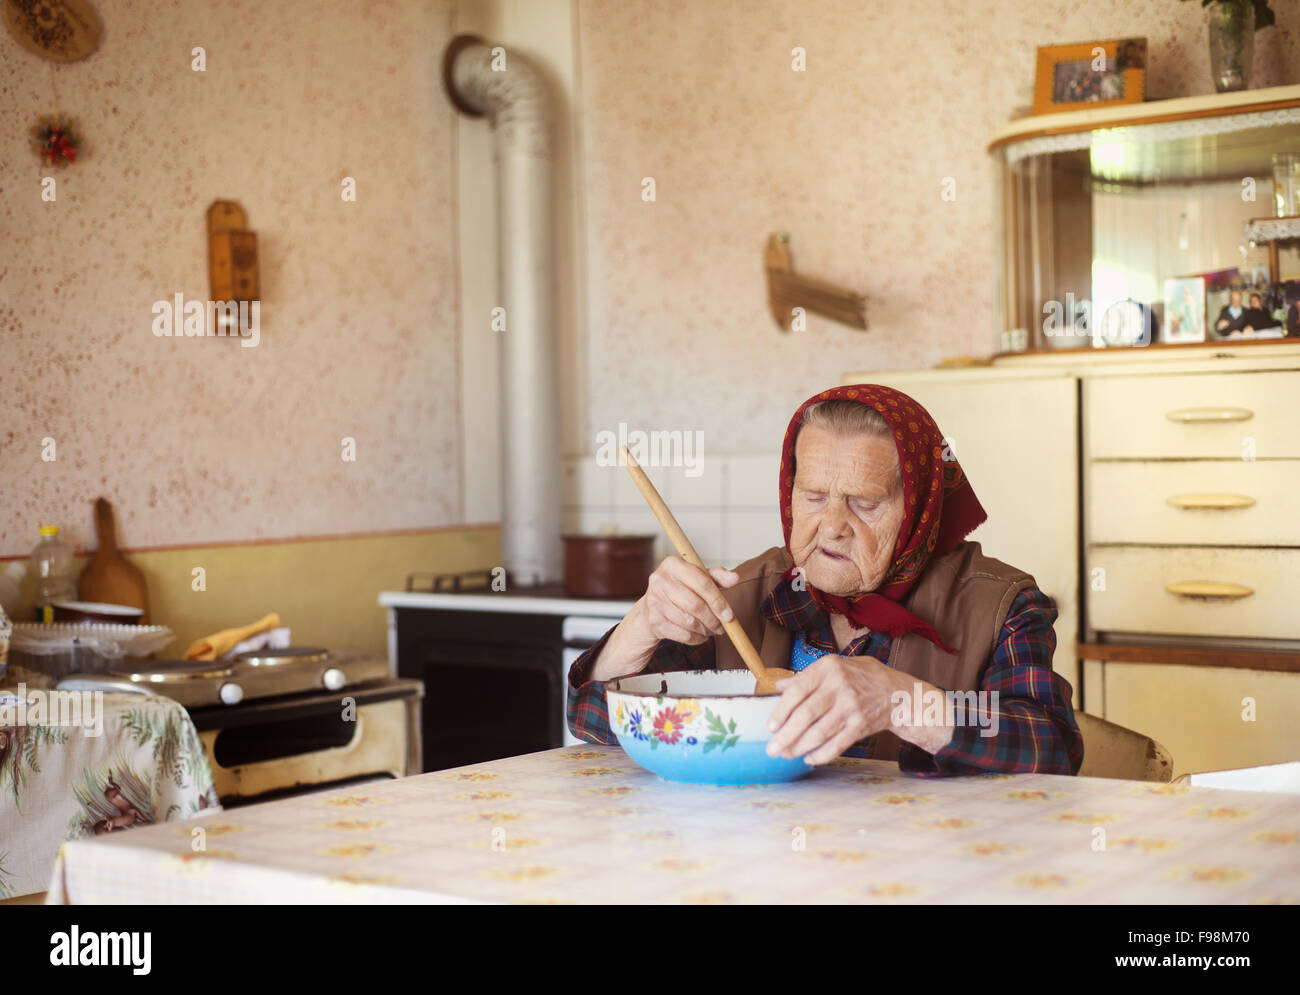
[566,580,1083,777]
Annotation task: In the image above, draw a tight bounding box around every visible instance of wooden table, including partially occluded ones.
[48,745,1300,904]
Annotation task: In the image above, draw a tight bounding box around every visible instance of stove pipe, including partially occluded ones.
[443,36,562,586]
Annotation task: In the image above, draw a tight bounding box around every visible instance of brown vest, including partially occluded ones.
[714,542,1037,762]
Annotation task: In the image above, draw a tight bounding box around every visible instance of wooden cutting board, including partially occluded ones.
[78,497,150,623]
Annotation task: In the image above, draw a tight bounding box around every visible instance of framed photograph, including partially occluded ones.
[1207,287,1281,339]
[1163,276,1206,344]
[1033,38,1146,116]
[1201,267,1240,291]
[1284,281,1300,337]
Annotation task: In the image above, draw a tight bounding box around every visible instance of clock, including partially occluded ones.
[1098,298,1155,347]
[2,0,100,62]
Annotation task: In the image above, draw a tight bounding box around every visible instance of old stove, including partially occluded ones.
[59,647,422,807]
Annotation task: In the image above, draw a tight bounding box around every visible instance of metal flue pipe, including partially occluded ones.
[443,35,561,586]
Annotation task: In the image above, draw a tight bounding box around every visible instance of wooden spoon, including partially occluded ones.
[77,497,151,624]
[620,448,794,696]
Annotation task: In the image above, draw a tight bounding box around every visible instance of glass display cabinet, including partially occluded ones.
[990,84,1300,352]
[849,85,1300,775]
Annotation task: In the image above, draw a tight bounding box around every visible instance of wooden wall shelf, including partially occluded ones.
[764,232,867,331]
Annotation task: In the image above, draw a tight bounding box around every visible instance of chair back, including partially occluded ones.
[1076,711,1173,782]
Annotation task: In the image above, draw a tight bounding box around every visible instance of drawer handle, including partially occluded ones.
[1165,406,1253,423]
[1166,493,1256,510]
[1165,581,1254,600]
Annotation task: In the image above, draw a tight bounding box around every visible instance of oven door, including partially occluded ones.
[188,678,422,806]
[399,619,564,772]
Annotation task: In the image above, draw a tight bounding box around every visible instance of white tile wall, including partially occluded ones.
[664,460,725,508]
[611,461,670,508]
[724,508,784,565]
[564,452,784,568]
[562,458,613,509]
[724,453,781,508]
[674,509,727,566]
[606,507,661,541]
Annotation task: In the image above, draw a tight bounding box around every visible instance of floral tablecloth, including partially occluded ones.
[1,687,218,899]
[48,745,1300,904]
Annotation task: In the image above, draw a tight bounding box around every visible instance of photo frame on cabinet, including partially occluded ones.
[1208,287,1283,339]
[1033,38,1146,116]
[1163,276,1207,343]
[1285,281,1300,337]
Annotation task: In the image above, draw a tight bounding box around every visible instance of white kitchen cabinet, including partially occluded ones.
[850,340,1300,774]
[846,368,1080,704]
[1099,661,1300,776]
[970,84,1300,774]
[1086,370,1300,459]
[1086,545,1300,641]
[1088,460,1300,546]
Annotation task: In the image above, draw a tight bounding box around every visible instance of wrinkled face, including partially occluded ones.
[789,423,906,597]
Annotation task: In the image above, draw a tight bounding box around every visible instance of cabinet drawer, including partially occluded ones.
[1086,371,1300,459]
[1087,545,1300,639]
[1088,460,1300,545]
[1094,661,1300,776]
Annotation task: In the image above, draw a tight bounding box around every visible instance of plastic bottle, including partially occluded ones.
[0,561,24,621]
[30,525,76,623]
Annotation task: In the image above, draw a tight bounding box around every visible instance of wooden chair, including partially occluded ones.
[1075,711,1174,782]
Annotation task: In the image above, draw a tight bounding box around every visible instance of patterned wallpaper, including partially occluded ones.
[576,0,1300,454]
[3,0,1297,554]
[0,0,459,555]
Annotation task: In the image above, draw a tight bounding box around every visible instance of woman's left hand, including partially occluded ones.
[764,655,950,765]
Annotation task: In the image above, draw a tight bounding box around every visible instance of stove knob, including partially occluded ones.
[219,682,244,706]
[322,667,345,691]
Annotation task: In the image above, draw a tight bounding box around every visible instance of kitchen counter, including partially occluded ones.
[379,587,635,617]
[47,745,1300,904]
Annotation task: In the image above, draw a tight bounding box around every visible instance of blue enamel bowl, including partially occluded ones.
[604,669,811,785]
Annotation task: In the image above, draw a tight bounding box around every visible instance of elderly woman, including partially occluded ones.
[567,385,1082,776]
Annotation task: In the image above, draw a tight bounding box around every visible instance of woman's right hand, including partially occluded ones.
[590,556,740,682]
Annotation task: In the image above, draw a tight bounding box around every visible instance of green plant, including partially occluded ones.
[1183,0,1277,31]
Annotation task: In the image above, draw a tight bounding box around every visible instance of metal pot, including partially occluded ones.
[562,534,656,599]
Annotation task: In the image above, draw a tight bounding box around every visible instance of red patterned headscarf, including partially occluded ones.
[779,385,988,653]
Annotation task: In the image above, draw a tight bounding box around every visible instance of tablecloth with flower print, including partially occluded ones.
[46,745,1300,904]
[1,687,218,899]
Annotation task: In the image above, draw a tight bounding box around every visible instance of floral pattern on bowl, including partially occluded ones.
[604,669,811,785]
